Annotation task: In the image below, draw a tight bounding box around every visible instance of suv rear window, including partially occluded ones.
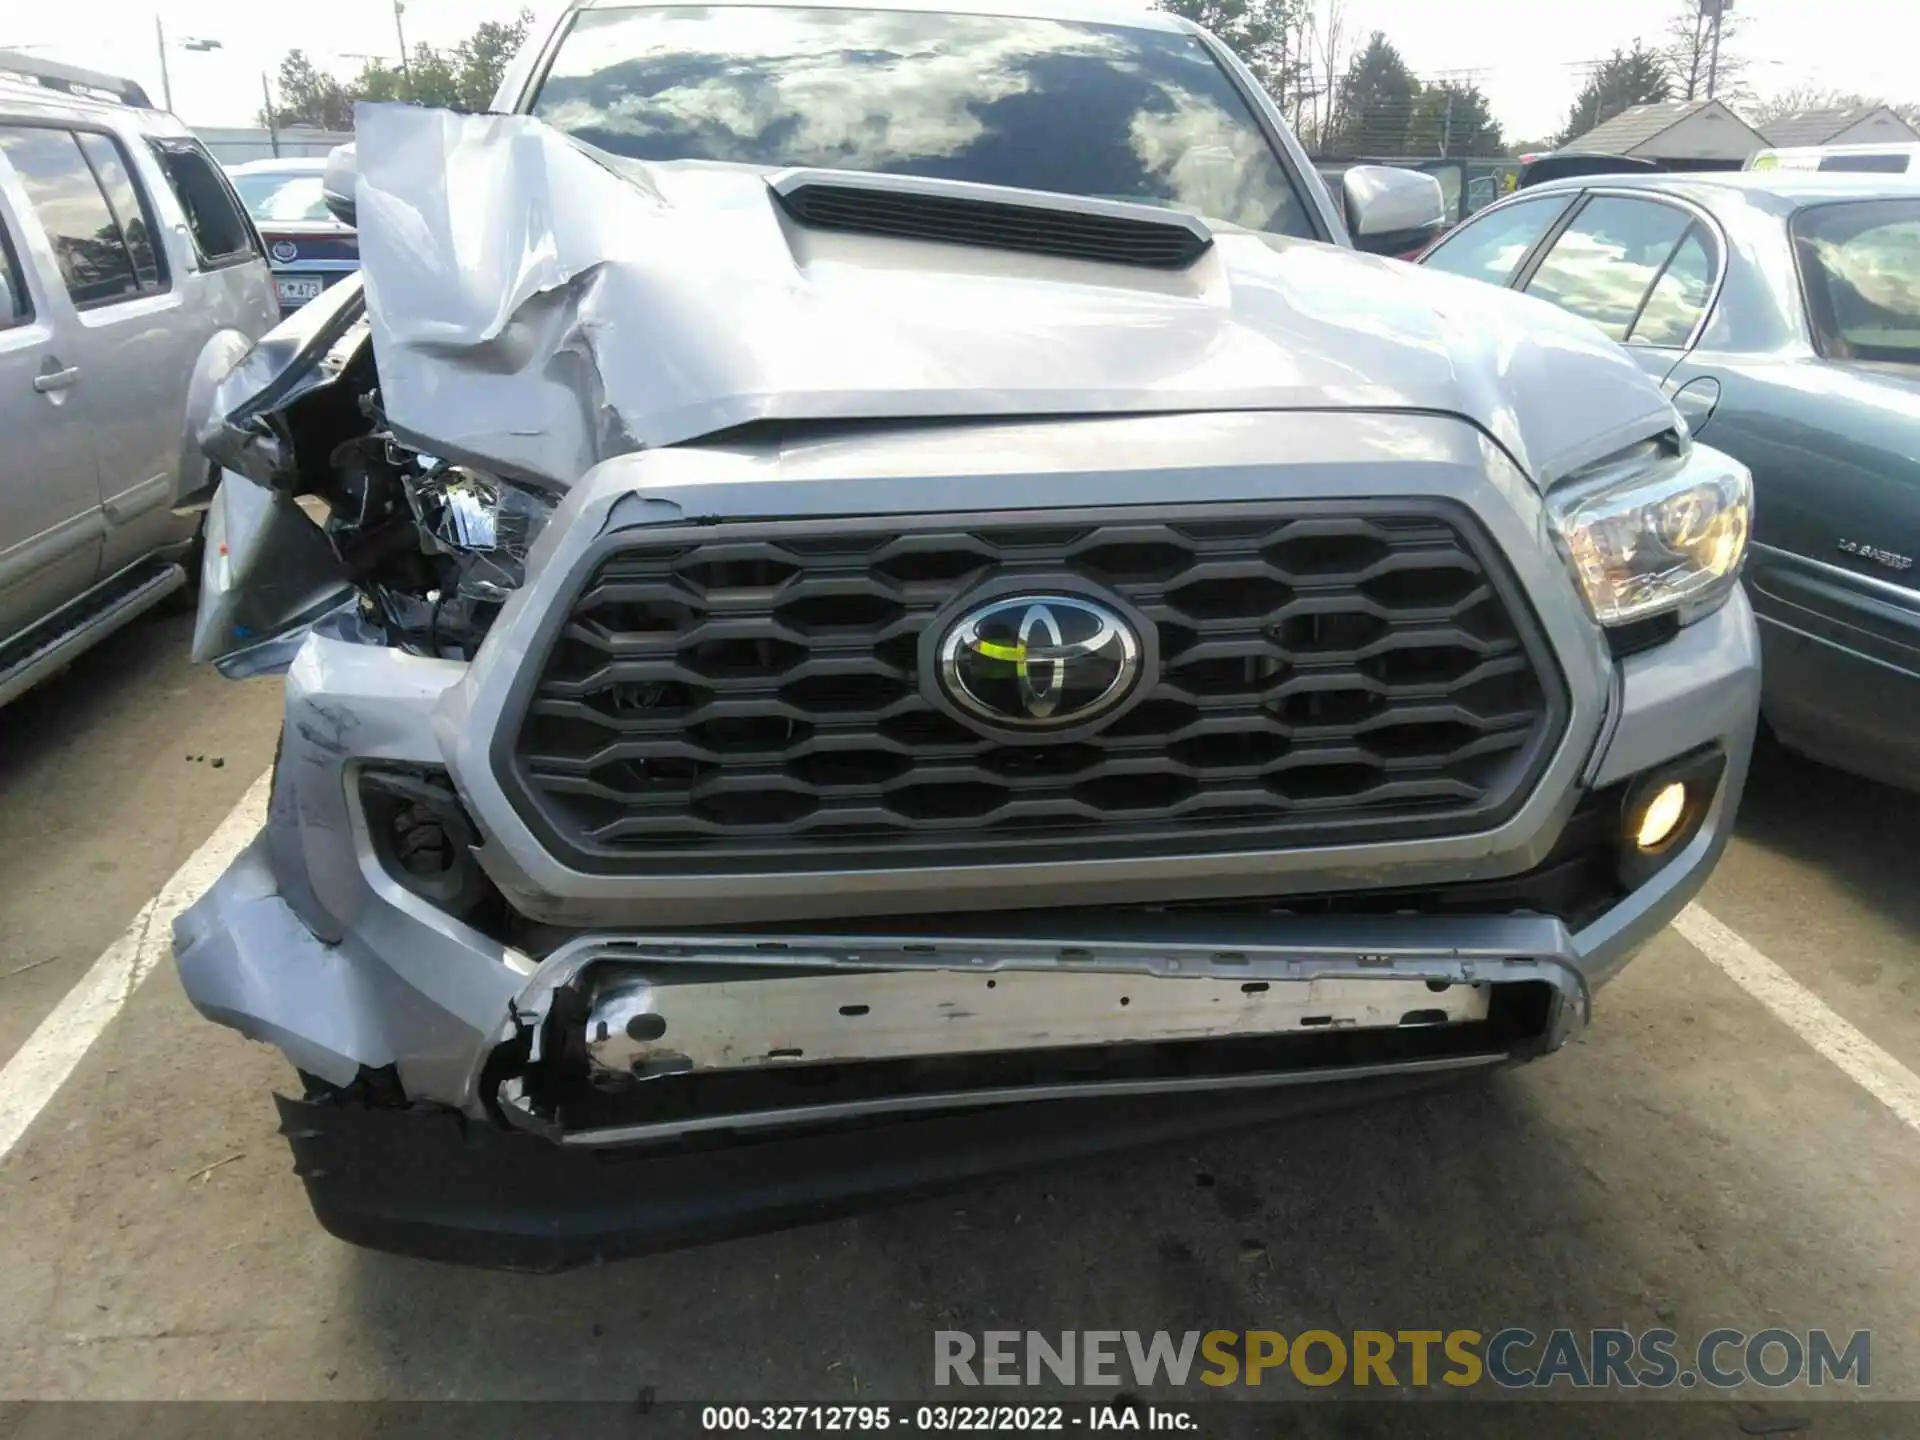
[1792,198,1920,364]
[0,124,164,307]
[531,4,1315,239]
[150,139,260,266]
[75,131,163,289]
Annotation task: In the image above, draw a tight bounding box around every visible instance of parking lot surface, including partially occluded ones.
[2,610,1918,1425]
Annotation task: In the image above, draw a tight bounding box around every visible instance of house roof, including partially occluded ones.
[1759,105,1920,147]
[1560,100,1710,154]
[1560,98,1769,160]
[1760,106,1873,147]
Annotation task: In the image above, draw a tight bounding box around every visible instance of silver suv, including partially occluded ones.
[173,0,1760,1271]
[0,52,278,706]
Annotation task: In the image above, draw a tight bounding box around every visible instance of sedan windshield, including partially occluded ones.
[530,4,1314,237]
[230,172,331,223]
[1793,199,1920,364]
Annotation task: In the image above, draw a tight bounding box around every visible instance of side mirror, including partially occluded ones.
[1341,164,1447,256]
[321,143,357,228]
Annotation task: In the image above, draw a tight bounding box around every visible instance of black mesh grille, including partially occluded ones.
[504,505,1567,874]
[774,180,1212,269]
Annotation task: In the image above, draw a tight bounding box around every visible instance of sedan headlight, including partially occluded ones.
[1545,435,1751,628]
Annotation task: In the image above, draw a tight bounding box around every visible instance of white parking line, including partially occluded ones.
[0,771,271,1167]
[1675,902,1920,1134]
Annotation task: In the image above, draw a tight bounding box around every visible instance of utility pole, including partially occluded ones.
[1702,0,1731,100]
[393,0,412,88]
[261,72,280,156]
[155,14,173,112]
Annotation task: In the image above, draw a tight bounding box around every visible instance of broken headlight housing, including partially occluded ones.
[368,459,557,658]
[1545,432,1751,629]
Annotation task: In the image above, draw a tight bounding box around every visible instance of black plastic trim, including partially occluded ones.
[279,1059,1516,1271]
[772,178,1213,269]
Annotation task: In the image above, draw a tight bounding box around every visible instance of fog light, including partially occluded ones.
[1616,746,1726,892]
[1635,782,1687,850]
[359,767,497,921]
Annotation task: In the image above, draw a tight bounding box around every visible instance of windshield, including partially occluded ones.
[1793,199,1920,364]
[530,4,1314,238]
[230,172,330,223]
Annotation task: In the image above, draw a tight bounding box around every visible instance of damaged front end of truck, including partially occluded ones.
[170,102,1756,1270]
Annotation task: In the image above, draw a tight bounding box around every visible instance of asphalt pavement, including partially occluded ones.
[1,608,1917,1433]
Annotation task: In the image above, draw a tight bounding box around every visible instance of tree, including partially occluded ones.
[1665,0,1747,103]
[1405,82,1504,157]
[266,50,354,131]
[353,43,466,110]
[1155,0,1310,115]
[1747,86,1873,125]
[351,13,535,113]
[261,10,534,127]
[1326,30,1418,155]
[1745,86,1920,129]
[1296,0,1347,150]
[1555,43,1673,147]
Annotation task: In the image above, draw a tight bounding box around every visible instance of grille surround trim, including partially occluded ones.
[492,500,1572,877]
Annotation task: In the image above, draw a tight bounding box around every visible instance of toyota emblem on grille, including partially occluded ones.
[937,594,1141,729]
[270,241,299,263]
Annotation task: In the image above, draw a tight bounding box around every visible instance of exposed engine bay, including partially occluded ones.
[190,277,558,676]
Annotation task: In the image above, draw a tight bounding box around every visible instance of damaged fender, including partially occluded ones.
[172,834,395,1087]
[172,329,262,513]
[191,472,355,676]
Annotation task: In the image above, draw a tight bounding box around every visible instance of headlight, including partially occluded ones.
[1545,436,1750,628]
[412,465,556,596]
[374,463,560,658]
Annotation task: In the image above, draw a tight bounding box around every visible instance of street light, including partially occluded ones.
[153,16,222,112]
[393,1,412,84]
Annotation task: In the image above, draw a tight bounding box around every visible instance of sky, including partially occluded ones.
[4,0,1917,140]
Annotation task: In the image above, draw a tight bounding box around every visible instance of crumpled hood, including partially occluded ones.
[355,102,1673,492]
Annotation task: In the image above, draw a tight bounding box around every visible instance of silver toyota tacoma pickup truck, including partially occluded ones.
[173,0,1759,1270]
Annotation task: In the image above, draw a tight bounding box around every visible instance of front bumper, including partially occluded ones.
[172,413,1761,1266]
[274,1066,1493,1272]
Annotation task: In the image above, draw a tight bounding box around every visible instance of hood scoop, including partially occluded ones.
[767,168,1213,270]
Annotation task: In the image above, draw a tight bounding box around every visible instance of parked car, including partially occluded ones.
[172,0,1758,1271]
[1418,170,1919,791]
[1748,143,1920,176]
[1517,153,1664,189]
[225,156,359,314]
[0,51,279,707]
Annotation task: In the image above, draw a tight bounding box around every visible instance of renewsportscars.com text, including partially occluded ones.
[934,1328,1870,1390]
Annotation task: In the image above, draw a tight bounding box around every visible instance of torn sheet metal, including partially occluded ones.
[198,277,372,490]
[349,102,1674,491]
[191,471,356,676]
